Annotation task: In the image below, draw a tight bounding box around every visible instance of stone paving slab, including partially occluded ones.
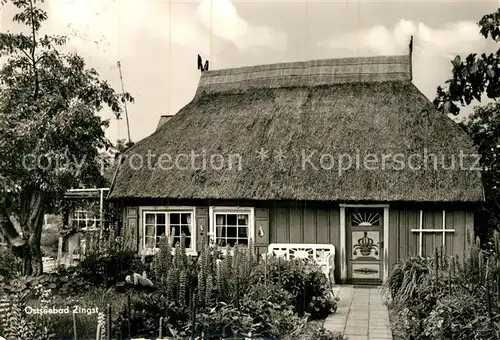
[323,286,393,340]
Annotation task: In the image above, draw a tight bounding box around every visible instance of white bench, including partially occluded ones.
[268,243,335,283]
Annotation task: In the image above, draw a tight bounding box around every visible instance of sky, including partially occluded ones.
[1,0,500,143]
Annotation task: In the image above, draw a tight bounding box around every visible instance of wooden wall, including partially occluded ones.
[268,203,341,281]
[388,209,474,275]
[118,198,475,282]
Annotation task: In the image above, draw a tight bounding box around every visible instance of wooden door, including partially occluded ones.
[346,207,384,284]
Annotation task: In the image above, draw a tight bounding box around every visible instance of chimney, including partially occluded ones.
[156,114,174,131]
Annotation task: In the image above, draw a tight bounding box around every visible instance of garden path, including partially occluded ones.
[323,285,393,340]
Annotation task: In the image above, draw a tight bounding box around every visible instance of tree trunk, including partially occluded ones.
[1,188,46,276]
[23,246,33,276]
[25,189,45,276]
[30,233,43,276]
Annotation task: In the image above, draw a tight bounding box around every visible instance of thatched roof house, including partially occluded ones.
[109,54,483,284]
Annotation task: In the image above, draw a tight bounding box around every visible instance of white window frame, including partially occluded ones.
[139,206,197,256]
[70,210,100,231]
[209,206,255,248]
[411,210,454,257]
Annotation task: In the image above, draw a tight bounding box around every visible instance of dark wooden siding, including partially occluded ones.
[269,204,340,281]
[117,198,475,283]
[388,208,474,275]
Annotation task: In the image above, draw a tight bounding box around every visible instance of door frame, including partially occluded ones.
[339,204,389,283]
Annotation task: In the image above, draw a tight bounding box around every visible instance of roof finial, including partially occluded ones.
[409,35,413,82]
[197,54,209,73]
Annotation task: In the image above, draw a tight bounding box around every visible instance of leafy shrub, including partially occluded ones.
[385,232,500,340]
[76,249,146,287]
[282,320,347,340]
[382,256,433,304]
[0,247,22,280]
[423,289,500,339]
[3,302,55,340]
[252,256,337,319]
[112,291,179,338]
[239,282,305,337]
[1,234,342,339]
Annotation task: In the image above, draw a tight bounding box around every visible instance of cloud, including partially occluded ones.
[47,0,287,60]
[318,19,485,58]
[317,18,489,104]
[196,0,287,51]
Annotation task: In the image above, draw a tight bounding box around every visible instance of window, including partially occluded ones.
[411,210,455,257]
[350,208,381,227]
[142,208,195,254]
[71,210,100,230]
[210,207,254,247]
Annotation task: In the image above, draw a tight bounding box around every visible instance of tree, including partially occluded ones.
[114,138,134,154]
[463,103,500,239]
[434,8,500,238]
[434,8,500,114]
[0,0,133,275]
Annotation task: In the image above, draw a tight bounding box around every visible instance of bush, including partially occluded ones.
[283,320,347,340]
[0,247,22,280]
[423,289,499,339]
[76,249,146,287]
[385,232,500,340]
[3,302,55,340]
[1,235,341,339]
[252,256,338,319]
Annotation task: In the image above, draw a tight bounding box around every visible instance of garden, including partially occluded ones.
[383,231,500,340]
[0,234,345,340]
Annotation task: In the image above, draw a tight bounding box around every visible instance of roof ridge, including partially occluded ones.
[196,55,411,95]
[204,54,409,75]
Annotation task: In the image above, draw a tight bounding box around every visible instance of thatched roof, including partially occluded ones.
[109,55,483,203]
[156,115,174,131]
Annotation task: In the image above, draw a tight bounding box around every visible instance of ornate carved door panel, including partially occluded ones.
[346,208,383,284]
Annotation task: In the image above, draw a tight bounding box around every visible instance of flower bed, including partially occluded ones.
[383,231,500,340]
[0,236,345,339]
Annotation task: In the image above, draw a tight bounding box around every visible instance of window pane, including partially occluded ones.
[237,214,248,226]
[217,239,227,247]
[145,213,155,225]
[227,214,237,226]
[226,238,237,247]
[239,238,249,245]
[217,226,226,238]
[181,225,191,237]
[171,225,180,237]
[238,227,248,238]
[156,225,166,238]
[184,236,192,248]
[216,214,225,226]
[156,213,165,225]
[145,236,155,248]
[226,226,237,238]
[170,213,180,225]
[181,213,190,224]
[145,225,155,237]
